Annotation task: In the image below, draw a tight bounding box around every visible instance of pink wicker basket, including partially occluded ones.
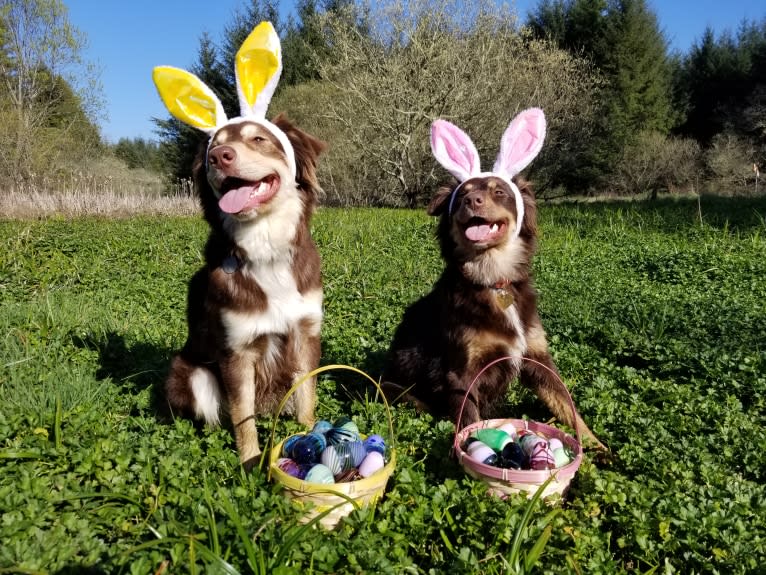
[453,356,583,501]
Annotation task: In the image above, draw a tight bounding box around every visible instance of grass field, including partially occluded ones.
[1,197,765,574]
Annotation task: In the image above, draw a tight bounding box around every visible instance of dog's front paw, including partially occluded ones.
[240,451,262,473]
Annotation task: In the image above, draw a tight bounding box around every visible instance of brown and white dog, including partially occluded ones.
[383,109,604,448]
[153,23,326,468]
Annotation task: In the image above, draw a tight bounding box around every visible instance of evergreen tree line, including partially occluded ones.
[155,0,765,204]
[2,0,763,203]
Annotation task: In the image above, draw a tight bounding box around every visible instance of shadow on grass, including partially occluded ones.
[72,330,170,418]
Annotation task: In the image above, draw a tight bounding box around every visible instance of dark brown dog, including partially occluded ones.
[383,111,604,448]
[165,114,326,469]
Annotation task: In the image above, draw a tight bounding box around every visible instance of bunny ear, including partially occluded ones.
[431,119,481,182]
[493,108,546,178]
[235,21,282,118]
[153,66,226,134]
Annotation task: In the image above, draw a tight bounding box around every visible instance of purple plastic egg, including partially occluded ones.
[276,457,308,480]
[358,451,385,477]
[363,434,386,456]
[304,463,335,484]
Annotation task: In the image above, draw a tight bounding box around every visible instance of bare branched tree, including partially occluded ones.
[285,0,603,206]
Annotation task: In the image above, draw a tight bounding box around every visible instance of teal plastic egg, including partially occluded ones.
[552,447,571,468]
[473,428,513,451]
[333,416,360,435]
[304,463,335,484]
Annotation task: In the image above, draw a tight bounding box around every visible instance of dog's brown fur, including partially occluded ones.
[383,175,605,448]
[165,114,326,469]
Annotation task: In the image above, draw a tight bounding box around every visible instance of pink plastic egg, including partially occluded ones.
[496,423,519,440]
[548,437,564,451]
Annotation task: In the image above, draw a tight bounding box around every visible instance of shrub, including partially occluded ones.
[610,131,702,198]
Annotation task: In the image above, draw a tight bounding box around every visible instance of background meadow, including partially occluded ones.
[1,197,765,574]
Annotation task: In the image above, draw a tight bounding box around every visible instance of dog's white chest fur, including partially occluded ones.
[222,262,322,350]
[504,304,527,357]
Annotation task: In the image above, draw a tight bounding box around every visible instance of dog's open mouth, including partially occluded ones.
[463,217,508,243]
[218,175,280,214]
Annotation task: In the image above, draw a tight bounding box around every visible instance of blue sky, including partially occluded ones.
[64,0,764,143]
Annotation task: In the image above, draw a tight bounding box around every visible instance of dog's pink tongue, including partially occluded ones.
[218,185,258,214]
[465,224,492,242]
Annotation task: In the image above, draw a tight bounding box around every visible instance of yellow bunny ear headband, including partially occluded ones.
[152,21,296,176]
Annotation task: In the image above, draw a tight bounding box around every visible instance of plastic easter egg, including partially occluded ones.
[281,434,303,457]
[552,447,571,468]
[358,451,385,478]
[319,445,344,475]
[326,426,361,446]
[335,468,362,482]
[473,429,514,451]
[304,463,335,484]
[519,433,546,456]
[498,442,527,469]
[466,440,498,466]
[347,440,368,467]
[529,442,556,470]
[289,432,326,464]
[312,420,333,435]
[548,437,564,452]
[276,457,308,480]
[363,434,386,456]
[496,423,519,441]
[333,416,360,435]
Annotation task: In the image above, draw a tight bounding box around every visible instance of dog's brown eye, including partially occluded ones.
[494,189,506,196]
[253,136,265,143]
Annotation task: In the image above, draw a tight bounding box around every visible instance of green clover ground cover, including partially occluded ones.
[1,198,764,574]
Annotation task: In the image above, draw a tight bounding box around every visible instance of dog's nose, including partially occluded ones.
[464,191,485,210]
[208,145,237,168]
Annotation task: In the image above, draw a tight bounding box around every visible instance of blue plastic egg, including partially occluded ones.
[304,463,335,484]
[347,440,367,466]
[311,420,333,435]
[499,442,527,469]
[289,432,326,464]
[282,434,303,458]
[363,434,386,456]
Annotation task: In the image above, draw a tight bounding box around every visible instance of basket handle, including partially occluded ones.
[265,364,396,477]
[452,355,582,452]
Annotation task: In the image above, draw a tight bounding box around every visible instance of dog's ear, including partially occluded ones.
[272,113,327,202]
[427,185,454,216]
[515,177,538,238]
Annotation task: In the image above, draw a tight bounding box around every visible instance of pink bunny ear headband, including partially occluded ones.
[152,22,296,177]
[430,108,546,240]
